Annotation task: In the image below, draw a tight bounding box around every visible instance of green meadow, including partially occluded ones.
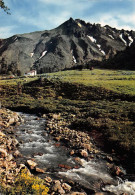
[49,69,135,96]
[0,69,135,166]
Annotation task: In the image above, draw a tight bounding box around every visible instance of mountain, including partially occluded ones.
[0,18,135,75]
[100,41,135,70]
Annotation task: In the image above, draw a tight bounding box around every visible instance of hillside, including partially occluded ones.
[100,41,135,70]
[0,18,135,75]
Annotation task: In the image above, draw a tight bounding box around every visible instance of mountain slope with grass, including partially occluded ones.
[0,18,135,75]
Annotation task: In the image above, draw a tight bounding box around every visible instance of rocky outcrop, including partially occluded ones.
[0,109,24,187]
[0,108,23,128]
[101,40,135,70]
[0,108,90,194]
[45,113,100,159]
[0,18,135,75]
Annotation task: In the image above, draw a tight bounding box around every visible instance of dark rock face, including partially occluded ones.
[0,18,135,75]
[101,40,135,70]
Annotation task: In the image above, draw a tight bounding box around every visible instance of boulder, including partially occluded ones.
[35,167,45,173]
[2,160,8,169]
[45,177,52,183]
[52,114,61,120]
[82,143,92,152]
[13,150,22,158]
[8,118,15,125]
[62,183,71,192]
[74,157,84,166]
[12,138,19,147]
[42,114,47,118]
[7,154,14,161]
[27,160,37,169]
[80,149,88,158]
[52,180,65,194]
[70,150,75,155]
[0,148,7,157]
[0,131,6,137]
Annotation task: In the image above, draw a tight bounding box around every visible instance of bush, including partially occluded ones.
[1,169,49,195]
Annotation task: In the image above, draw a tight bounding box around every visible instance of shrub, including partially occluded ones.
[2,169,49,195]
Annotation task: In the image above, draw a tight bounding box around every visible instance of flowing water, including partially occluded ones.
[16,113,135,194]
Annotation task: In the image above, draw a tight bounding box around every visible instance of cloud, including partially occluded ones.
[84,13,135,31]
[1,0,135,39]
[15,10,72,30]
[38,0,94,11]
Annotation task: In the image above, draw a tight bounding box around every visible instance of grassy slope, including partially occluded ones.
[49,69,135,95]
[0,69,135,166]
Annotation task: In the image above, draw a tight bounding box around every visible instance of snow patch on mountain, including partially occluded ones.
[97,44,106,55]
[73,56,77,63]
[119,34,127,45]
[14,37,18,42]
[39,51,47,59]
[30,52,34,57]
[109,35,114,40]
[87,35,96,43]
[128,35,134,46]
[101,50,106,55]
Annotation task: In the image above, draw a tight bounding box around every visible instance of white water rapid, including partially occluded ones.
[15,113,135,194]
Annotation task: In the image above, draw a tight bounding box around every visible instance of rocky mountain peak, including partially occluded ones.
[0,18,135,75]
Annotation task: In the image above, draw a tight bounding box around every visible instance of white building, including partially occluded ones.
[24,70,37,76]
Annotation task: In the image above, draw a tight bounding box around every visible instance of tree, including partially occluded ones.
[0,0,10,14]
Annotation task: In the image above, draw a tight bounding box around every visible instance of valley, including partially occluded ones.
[0,68,135,194]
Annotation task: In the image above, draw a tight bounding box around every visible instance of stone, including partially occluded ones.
[42,114,46,118]
[8,118,15,125]
[0,148,7,157]
[80,149,88,158]
[35,167,45,173]
[54,143,61,147]
[0,131,6,137]
[106,156,113,162]
[54,136,61,141]
[13,150,22,158]
[115,166,123,176]
[7,154,14,161]
[74,157,84,166]
[93,149,99,154]
[58,164,65,168]
[2,160,8,169]
[52,180,61,191]
[15,164,26,175]
[62,183,71,192]
[16,122,21,126]
[52,180,65,194]
[64,165,72,170]
[82,143,92,152]
[12,138,19,147]
[52,114,61,120]
[70,150,75,155]
[45,177,52,183]
[0,168,5,174]
[27,160,37,169]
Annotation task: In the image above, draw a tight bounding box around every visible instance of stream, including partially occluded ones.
[15,113,135,194]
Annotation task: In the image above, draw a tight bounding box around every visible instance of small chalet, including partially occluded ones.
[24,70,37,76]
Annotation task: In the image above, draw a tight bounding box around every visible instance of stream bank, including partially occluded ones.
[0,108,135,194]
[15,111,135,194]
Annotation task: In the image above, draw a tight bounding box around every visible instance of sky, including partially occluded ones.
[0,0,135,38]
